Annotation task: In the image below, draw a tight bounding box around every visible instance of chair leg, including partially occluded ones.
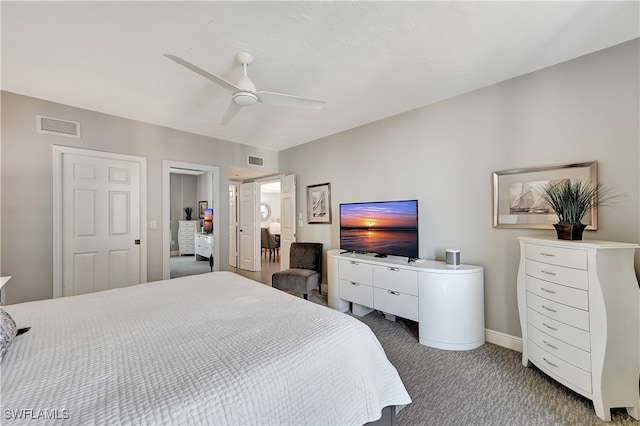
[318,283,321,295]
[303,293,308,300]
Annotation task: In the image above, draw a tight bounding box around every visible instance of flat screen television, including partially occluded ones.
[203,208,213,234]
[340,200,419,259]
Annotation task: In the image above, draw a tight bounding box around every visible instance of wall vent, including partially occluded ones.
[36,115,81,138]
[247,155,264,167]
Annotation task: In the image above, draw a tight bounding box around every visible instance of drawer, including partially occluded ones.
[526,275,588,310]
[373,287,418,321]
[525,243,587,270]
[529,340,592,394]
[527,292,589,331]
[527,308,590,351]
[339,279,373,307]
[373,266,418,296]
[525,259,588,291]
[339,260,373,286]
[528,324,591,372]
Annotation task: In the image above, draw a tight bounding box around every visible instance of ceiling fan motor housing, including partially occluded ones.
[233,91,258,106]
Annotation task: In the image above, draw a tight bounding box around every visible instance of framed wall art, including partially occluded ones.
[198,201,208,219]
[492,161,598,229]
[307,182,331,224]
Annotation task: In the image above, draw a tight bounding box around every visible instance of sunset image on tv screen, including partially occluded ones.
[340,200,418,258]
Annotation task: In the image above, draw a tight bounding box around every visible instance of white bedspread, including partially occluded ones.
[1,272,410,425]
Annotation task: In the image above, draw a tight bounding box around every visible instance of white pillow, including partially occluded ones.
[0,308,17,361]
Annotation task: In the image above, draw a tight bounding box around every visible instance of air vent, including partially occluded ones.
[247,155,264,167]
[36,115,81,138]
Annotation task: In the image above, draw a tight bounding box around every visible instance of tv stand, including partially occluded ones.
[327,249,485,350]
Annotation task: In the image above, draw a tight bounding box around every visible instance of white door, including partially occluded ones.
[238,182,260,271]
[228,184,238,267]
[280,174,296,270]
[62,153,141,296]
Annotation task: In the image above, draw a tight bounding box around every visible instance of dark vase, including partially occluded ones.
[553,223,587,240]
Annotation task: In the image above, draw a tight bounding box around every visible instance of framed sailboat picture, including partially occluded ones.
[492,161,598,229]
[307,182,332,224]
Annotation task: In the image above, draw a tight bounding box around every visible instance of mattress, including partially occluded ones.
[1,271,410,425]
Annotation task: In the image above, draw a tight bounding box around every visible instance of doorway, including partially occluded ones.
[231,174,295,284]
[162,161,220,280]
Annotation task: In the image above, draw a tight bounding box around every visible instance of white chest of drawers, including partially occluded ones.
[327,249,484,350]
[195,233,214,260]
[517,236,640,421]
[178,221,198,255]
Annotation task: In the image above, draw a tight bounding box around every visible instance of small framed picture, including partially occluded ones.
[307,183,331,224]
[198,201,208,219]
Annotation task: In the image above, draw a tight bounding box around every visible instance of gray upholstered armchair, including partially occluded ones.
[272,242,323,300]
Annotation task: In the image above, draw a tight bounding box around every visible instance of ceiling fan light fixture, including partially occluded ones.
[232,91,258,107]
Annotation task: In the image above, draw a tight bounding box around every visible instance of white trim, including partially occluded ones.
[485,328,523,352]
[52,145,148,298]
[162,160,220,280]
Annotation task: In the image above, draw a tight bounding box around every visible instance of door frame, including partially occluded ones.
[162,160,220,279]
[228,183,240,268]
[52,145,148,298]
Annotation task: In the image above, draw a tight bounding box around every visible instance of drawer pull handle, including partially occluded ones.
[540,287,556,294]
[542,322,558,331]
[350,282,360,286]
[541,270,556,276]
[542,305,557,313]
[349,261,359,265]
[540,252,556,257]
[387,290,400,296]
[387,267,399,272]
[543,340,559,350]
[542,358,559,368]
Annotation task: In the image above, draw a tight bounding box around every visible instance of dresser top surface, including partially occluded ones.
[518,235,639,249]
[327,249,482,273]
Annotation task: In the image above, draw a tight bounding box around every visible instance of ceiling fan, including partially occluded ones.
[164,51,326,125]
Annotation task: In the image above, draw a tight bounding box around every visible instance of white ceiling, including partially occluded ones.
[2,1,638,153]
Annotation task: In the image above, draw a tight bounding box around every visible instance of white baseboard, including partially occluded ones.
[170,250,180,256]
[485,329,523,353]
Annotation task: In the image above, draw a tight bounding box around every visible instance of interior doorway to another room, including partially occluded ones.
[162,161,220,280]
[229,179,283,286]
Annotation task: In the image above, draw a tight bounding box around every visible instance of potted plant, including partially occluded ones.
[539,179,615,240]
[184,207,193,221]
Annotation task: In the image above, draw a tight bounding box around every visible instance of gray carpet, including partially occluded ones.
[282,287,636,424]
[354,311,637,425]
[170,255,213,278]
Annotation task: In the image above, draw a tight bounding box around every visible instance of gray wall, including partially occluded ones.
[170,173,198,250]
[1,91,278,304]
[279,39,640,338]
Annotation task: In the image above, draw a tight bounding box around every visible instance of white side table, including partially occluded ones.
[0,276,12,306]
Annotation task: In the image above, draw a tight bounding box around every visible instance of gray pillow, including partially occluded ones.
[0,308,17,362]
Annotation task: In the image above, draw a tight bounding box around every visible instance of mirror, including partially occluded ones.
[260,202,271,221]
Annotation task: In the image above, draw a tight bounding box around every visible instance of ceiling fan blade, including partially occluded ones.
[220,101,243,125]
[255,91,326,109]
[164,54,240,92]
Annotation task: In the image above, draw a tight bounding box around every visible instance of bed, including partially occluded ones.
[1,271,410,425]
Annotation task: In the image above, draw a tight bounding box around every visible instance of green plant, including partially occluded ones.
[539,179,615,225]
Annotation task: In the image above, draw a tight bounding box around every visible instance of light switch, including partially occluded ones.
[150,220,157,230]
[298,219,303,227]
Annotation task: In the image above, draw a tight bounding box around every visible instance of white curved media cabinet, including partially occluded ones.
[327,249,485,350]
[517,236,640,421]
